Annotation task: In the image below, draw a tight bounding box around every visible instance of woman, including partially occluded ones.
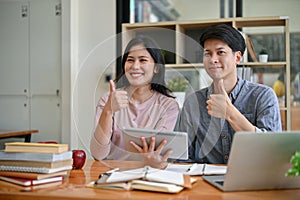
[90,36,179,168]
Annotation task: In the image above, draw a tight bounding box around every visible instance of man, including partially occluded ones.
[176,24,282,164]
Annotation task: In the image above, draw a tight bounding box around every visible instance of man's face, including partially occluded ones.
[203,38,242,82]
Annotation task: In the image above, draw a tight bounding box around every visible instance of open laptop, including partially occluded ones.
[202,131,300,192]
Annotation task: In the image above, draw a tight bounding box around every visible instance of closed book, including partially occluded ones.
[4,142,68,154]
[246,36,258,62]
[0,170,68,180]
[0,159,73,168]
[0,175,63,186]
[0,178,63,191]
[0,165,72,174]
[0,151,72,162]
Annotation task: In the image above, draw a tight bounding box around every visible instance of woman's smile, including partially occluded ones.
[129,71,144,78]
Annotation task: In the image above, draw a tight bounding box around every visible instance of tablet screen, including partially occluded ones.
[122,127,188,160]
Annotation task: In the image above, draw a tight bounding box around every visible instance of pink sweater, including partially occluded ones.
[90,91,179,161]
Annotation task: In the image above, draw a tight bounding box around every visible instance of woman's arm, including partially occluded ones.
[90,80,129,160]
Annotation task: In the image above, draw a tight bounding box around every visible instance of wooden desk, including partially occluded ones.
[0,160,299,200]
[0,129,38,142]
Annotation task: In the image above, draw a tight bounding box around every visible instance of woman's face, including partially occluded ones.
[124,44,157,87]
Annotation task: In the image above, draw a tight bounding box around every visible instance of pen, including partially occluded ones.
[143,166,150,179]
[202,164,206,175]
[186,163,197,172]
[98,168,120,179]
[106,168,120,174]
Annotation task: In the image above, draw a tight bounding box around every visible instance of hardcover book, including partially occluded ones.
[4,142,69,154]
[0,170,68,180]
[0,178,63,191]
[0,159,73,168]
[245,36,258,62]
[0,151,72,162]
[0,175,63,186]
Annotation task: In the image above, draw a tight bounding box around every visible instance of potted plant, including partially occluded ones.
[286,151,300,177]
[167,76,189,92]
[167,76,189,108]
[258,48,268,62]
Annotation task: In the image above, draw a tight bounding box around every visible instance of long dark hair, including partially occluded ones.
[115,35,174,98]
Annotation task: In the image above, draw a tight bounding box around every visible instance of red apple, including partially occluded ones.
[72,150,86,169]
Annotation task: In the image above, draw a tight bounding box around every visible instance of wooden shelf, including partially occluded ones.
[165,63,204,69]
[238,62,287,68]
[122,16,291,130]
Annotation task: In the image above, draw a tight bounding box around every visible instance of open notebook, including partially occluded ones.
[165,163,227,176]
[203,131,300,192]
[88,166,198,193]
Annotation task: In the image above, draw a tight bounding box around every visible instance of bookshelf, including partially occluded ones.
[122,16,291,130]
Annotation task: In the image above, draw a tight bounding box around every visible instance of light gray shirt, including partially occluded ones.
[176,77,282,164]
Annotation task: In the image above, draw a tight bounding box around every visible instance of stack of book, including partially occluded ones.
[0,142,73,189]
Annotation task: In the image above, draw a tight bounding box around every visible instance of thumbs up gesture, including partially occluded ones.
[108,80,129,113]
[206,79,231,119]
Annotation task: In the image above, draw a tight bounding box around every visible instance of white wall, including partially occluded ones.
[171,0,221,20]
[172,0,300,32]
[69,0,116,157]
[244,0,300,32]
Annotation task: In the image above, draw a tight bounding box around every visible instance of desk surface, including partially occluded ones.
[0,160,299,200]
[0,130,38,138]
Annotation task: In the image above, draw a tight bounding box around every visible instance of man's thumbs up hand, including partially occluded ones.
[216,79,227,95]
[206,79,230,119]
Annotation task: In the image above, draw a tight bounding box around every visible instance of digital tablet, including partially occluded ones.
[122,127,188,160]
